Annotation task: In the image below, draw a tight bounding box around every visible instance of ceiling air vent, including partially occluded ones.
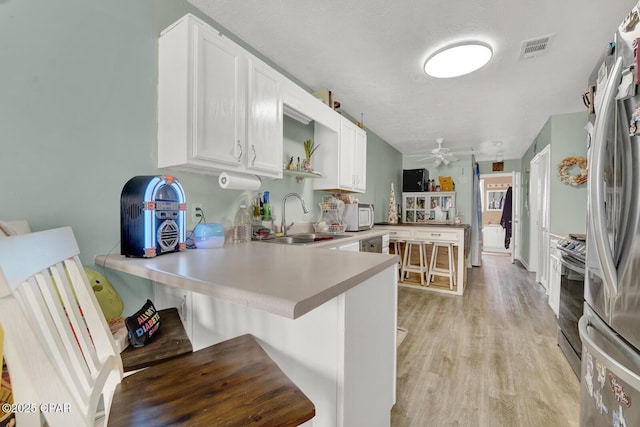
[519,35,554,60]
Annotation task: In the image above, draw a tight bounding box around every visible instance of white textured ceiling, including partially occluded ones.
[187,0,637,161]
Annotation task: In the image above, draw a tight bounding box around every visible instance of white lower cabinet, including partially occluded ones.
[158,14,282,178]
[152,266,397,427]
[548,236,561,316]
[482,225,508,252]
[337,241,360,252]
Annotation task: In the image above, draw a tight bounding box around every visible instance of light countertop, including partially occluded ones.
[375,222,471,229]
[95,230,397,320]
[258,228,389,248]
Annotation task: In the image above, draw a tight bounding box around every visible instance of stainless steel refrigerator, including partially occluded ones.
[581,3,640,425]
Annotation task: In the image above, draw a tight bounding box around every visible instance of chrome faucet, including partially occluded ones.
[281,193,310,236]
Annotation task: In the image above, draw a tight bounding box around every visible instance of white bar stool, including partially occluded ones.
[389,237,404,274]
[428,242,457,289]
[401,239,429,286]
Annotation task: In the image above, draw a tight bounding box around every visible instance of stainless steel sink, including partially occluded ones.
[260,233,351,245]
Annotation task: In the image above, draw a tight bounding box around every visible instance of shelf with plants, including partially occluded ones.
[283,139,321,182]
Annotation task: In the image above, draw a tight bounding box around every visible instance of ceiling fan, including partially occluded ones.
[407,138,474,166]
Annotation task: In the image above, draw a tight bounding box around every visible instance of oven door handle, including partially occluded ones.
[589,56,622,297]
[559,255,585,275]
[579,314,640,390]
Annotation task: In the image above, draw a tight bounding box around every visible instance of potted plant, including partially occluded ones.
[303,139,319,172]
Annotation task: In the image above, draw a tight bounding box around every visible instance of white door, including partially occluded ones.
[539,147,551,290]
[529,156,540,273]
[512,172,521,264]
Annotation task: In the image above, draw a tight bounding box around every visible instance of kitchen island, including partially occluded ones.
[95,242,398,427]
[375,223,471,295]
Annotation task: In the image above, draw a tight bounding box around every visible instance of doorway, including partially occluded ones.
[479,172,519,261]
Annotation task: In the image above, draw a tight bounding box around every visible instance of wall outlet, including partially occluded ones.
[191,203,203,223]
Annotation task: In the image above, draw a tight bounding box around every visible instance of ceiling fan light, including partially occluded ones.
[434,159,442,167]
[443,158,450,166]
[424,42,493,78]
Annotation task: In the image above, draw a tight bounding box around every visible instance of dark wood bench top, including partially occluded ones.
[120,308,193,372]
[108,334,315,426]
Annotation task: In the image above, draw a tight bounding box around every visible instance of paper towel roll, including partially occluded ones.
[218,171,262,191]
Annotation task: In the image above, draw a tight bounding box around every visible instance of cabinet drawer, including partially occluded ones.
[413,230,458,243]
[387,230,412,241]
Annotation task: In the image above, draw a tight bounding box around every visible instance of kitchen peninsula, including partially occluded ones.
[375,223,471,295]
[95,242,398,427]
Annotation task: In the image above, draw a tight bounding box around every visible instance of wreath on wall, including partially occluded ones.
[557,156,588,186]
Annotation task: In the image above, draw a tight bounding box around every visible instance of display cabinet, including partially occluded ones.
[402,192,455,223]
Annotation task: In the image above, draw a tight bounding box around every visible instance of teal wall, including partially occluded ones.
[549,112,588,235]
[477,160,521,174]
[518,112,588,267]
[1,0,402,315]
[335,113,403,222]
[402,155,474,226]
[366,129,404,223]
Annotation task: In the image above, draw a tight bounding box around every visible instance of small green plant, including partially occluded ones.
[303,139,319,160]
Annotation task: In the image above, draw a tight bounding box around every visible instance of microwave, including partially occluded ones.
[342,204,374,231]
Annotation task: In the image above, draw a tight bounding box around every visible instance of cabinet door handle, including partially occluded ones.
[431,233,441,237]
[251,144,257,166]
[236,140,243,162]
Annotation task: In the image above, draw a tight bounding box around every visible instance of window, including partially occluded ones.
[486,190,506,211]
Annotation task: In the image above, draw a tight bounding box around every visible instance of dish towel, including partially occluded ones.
[500,187,513,249]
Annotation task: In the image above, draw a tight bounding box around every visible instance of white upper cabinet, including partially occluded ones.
[314,116,367,193]
[354,126,367,192]
[246,59,283,175]
[192,22,245,168]
[338,119,356,189]
[158,14,282,178]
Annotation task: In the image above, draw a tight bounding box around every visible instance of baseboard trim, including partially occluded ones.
[518,257,530,271]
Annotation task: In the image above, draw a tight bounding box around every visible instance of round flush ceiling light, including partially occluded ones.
[424,42,493,78]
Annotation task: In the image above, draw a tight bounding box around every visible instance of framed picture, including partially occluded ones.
[486,190,506,211]
[492,162,504,171]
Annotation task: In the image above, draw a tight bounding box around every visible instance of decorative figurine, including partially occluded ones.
[387,183,398,224]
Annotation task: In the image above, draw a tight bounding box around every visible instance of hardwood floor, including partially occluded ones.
[391,253,580,427]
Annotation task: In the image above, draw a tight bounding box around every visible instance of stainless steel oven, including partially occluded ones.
[557,238,586,377]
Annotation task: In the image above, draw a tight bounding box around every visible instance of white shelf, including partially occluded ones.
[283,169,322,182]
[402,191,456,223]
